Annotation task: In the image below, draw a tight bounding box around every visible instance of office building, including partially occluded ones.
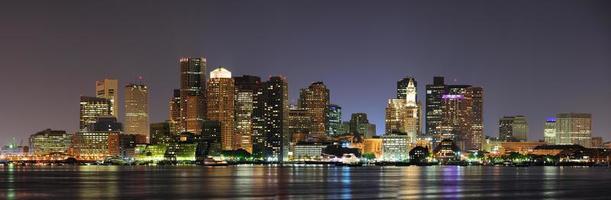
[425,77,446,136]
[79,96,112,130]
[29,129,72,156]
[498,115,528,142]
[556,113,592,147]
[298,82,330,138]
[260,76,289,162]
[96,79,119,117]
[381,133,409,162]
[168,89,182,134]
[124,83,149,141]
[202,120,222,156]
[349,113,376,139]
[289,106,312,142]
[179,57,207,134]
[233,75,262,153]
[438,85,484,151]
[206,67,235,151]
[326,104,342,136]
[72,131,120,160]
[544,118,557,144]
[150,122,173,145]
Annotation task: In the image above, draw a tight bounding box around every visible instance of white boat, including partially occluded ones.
[338,153,361,166]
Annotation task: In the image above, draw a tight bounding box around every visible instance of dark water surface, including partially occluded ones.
[1,165,610,199]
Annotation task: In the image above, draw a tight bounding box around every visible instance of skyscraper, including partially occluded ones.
[326,104,342,136]
[179,57,207,134]
[466,87,484,150]
[234,75,262,153]
[96,79,119,118]
[168,89,182,134]
[438,85,483,151]
[385,77,420,141]
[124,83,149,141]
[260,76,289,162]
[397,77,418,101]
[350,113,376,139]
[498,115,528,142]
[544,118,557,144]
[555,113,592,147]
[206,67,235,151]
[289,106,312,143]
[79,96,112,130]
[425,77,446,137]
[298,82,330,138]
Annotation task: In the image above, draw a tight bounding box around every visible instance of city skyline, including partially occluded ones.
[1,0,610,143]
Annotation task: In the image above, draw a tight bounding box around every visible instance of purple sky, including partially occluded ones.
[1,0,610,145]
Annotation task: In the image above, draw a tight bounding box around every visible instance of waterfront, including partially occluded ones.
[1,166,610,199]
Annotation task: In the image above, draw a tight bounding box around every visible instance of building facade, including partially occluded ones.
[168,89,182,134]
[555,113,592,147]
[233,75,262,153]
[179,57,207,134]
[72,131,120,160]
[124,83,149,140]
[260,76,289,162]
[29,129,72,156]
[437,85,484,151]
[425,77,446,137]
[499,115,528,142]
[326,104,342,136]
[298,82,330,138]
[382,133,409,161]
[96,79,119,118]
[206,67,235,151]
[79,96,112,130]
[544,118,557,144]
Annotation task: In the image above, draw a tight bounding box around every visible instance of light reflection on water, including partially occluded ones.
[1,165,610,199]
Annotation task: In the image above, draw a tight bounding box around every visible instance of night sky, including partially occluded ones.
[1,0,609,144]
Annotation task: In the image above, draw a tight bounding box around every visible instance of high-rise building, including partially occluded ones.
[385,99,419,138]
[386,77,421,144]
[233,75,262,153]
[29,129,72,156]
[79,96,112,130]
[96,79,119,118]
[425,77,446,136]
[260,76,289,162]
[124,83,149,141]
[397,77,418,103]
[466,87,484,150]
[499,115,528,142]
[438,85,484,151]
[555,113,592,147]
[206,67,235,151]
[298,82,330,138]
[326,104,342,136]
[168,89,182,134]
[179,57,207,134]
[289,106,312,143]
[202,120,222,156]
[349,113,376,139]
[544,118,557,144]
[150,122,172,145]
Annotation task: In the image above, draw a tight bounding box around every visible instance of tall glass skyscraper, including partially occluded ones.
[179,57,207,134]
